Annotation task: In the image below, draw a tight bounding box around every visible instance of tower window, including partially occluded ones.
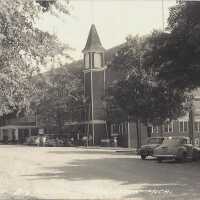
[94,53,102,68]
[85,53,90,69]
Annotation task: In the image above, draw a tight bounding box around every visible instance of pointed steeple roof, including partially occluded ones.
[82,24,105,53]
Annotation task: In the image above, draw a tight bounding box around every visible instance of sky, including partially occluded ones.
[37,0,177,61]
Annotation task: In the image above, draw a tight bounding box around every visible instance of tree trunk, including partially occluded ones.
[189,107,194,145]
[160,124,163,137]
[136,119,141,149]
[56,109,63,134]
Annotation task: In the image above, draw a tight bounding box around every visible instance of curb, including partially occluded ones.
[76,146,138,154]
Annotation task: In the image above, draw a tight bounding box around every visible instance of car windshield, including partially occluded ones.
[162,137,187,145]
[147,138,163,144]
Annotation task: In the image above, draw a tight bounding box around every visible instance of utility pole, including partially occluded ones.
[136,119,141,150]
[91,67,95,145]
[127,116,131,148]
[35,109,38,128]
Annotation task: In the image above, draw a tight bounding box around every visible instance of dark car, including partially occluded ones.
[139,137,164,160]
[153,136,200,162]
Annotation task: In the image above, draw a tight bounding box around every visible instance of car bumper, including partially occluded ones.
[139,149,153,156]
[154,154,176,158]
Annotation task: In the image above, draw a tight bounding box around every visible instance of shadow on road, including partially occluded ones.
[47,150,134,155]
[22,152,200,200]
[0,194,86,200]
[0,194,41,200]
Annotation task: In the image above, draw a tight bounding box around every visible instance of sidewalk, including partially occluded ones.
[76,146,138,154]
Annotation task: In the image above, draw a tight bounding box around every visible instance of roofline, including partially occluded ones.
[82,49,105,53]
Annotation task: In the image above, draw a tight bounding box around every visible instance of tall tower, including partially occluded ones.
[83,24,107,145]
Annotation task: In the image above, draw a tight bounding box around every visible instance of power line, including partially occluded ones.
[162,0,165,31]
[90,0,95,24]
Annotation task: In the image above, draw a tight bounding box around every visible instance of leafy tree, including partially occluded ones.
[142,1,200,144]
[0,0,70,116]
[109,35,145,78]
[36,0,70,13]
[157,1,200,91]
[110,74,186,125]
[108,35,186,127]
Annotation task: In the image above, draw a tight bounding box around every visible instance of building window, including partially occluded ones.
[163,122,173,133]
[119,122,126,136]
[151,126,159,134]
[194,121,200,132]
[179,121,188,132]
[195,138,200,146]
[119,123,123,136]
[111,124,120,136]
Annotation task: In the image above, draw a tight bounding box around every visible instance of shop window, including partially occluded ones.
[194,121,200,132]
[119,123,123,136]
[119,122,128,136]
[151,125,159,134]
[111,124,120,136]
[195,138,200,146]
[147,127,152,137]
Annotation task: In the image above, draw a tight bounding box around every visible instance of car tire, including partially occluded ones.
[176,150,186,162]
[141,155,146,160]
[157,158,162,163]
[192,150,199,161]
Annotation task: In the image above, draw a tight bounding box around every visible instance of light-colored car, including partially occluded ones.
[153,136,200,162]
[138,137,164,160]
[25,136,40,146]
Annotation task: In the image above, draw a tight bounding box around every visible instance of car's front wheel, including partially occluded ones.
[141,154,146,160]
[157,157,163,163]
[192,150,199,161]
[176,150,186,162]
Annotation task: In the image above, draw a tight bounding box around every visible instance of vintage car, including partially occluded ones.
[44,135,64,147]
[138,137,164,160]
[25,136,40,146]
[153,136,200,162]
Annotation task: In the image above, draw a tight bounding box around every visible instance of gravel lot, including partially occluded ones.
[0,145,200,200]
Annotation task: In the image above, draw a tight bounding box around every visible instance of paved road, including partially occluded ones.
[0,145,200,200]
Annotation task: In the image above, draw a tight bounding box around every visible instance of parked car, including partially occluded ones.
[153,136,200,162]
[138,137,164,160]
[25,136,40,146]
[44,135,64,147]
[100,138,111,147]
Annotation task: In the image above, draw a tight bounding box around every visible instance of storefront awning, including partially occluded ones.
[0,125,36,130]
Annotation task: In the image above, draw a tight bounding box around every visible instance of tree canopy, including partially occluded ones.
[34,66,82,131]
[0,0,70,116]
[158,1,200,91]
[108,1,200,125]
[108,34,186,125]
